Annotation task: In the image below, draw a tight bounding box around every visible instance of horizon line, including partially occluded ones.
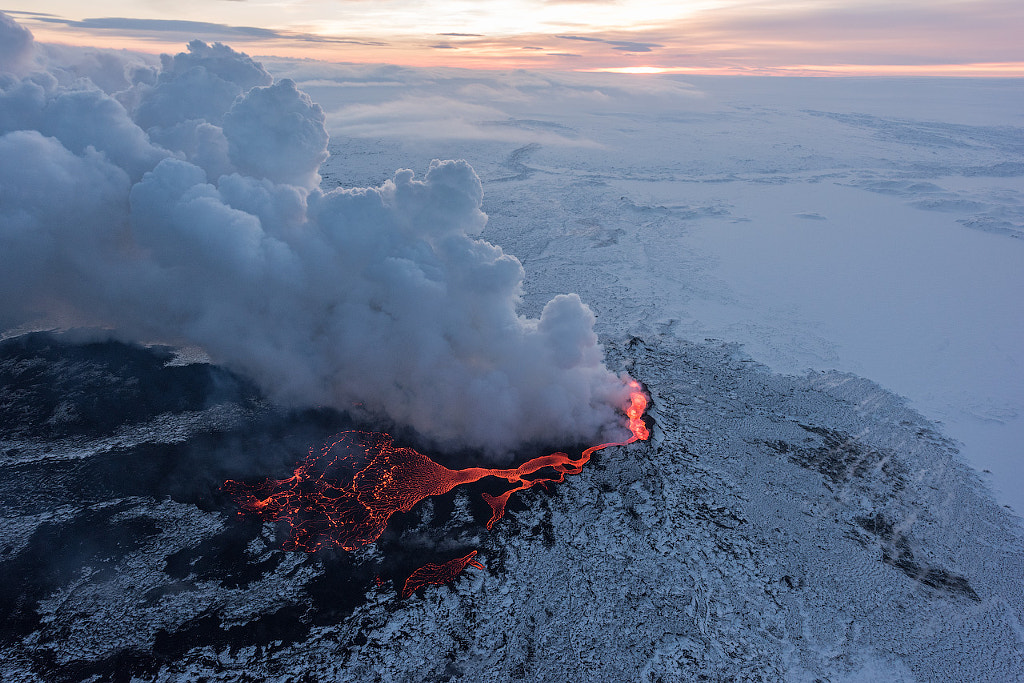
[31,35,1024,78]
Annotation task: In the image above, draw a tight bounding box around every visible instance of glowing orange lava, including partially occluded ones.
[223,381,649,594]
[401,550,485,599]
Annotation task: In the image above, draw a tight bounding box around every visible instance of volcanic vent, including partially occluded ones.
[224,383,649,595]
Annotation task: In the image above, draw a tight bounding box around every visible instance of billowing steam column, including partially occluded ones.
[222,382,649,597]
[0,12,649,597]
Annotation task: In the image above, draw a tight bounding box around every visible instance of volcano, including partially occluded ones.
[222,385,649,596]
[1,22,1022,679]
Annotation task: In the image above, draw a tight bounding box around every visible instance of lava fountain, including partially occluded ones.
[223,381,649,596]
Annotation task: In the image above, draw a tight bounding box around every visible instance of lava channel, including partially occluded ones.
[401,551,486,599]
[223,381,649,595]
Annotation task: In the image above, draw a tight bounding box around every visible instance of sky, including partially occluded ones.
[3,0,1022,75]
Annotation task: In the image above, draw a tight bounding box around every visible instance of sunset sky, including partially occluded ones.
[3,0,1023,75]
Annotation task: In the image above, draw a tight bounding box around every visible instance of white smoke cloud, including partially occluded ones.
[0,130,131,330]
[0,11,34,74]
[132,39,273,131]
[36,43,159,95]
[222,79,329,188]
[0,13,633,456]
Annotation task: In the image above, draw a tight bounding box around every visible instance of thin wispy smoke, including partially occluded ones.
[0,13,633,457]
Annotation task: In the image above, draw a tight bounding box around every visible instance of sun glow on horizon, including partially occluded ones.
[589,66,672,74]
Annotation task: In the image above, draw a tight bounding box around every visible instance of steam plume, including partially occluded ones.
[0,13,632,456]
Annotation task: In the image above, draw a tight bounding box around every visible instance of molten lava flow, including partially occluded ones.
[479,382,649,529]
[223,431,481,552]
[223,381,649,593]
[401,550,485,599]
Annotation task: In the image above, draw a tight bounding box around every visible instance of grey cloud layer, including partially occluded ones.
[555,34,662,53]
[0,13,633,456]
[28,15,388,46]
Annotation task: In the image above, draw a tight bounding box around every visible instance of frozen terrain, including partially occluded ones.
[1,60,1023,682]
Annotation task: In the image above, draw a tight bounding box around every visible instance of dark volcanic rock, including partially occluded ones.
[0,332,258,439]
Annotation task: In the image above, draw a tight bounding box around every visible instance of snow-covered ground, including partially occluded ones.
[293,68,1024,515]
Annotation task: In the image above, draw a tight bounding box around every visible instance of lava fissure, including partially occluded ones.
[223,381,649,594]
[401,551,486,599]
